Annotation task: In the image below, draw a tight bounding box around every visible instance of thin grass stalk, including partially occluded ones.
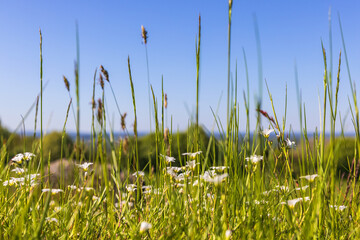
[242,49,250,155]
[127,56,139,200]
[60,99,72,189]
[39,29,44,189]
[91,69,97,163]
[195,14,201,153]
[75,23,80,162]
[227,0,233,127]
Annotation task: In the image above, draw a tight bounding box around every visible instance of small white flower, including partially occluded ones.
[126,184,137,193]
[83,187,94,192]
[245,155,263,164]
[11,154,24,164]
[274,185,289,192]
[285,138,296,149]
[132,171,145,178]
[225,229,232,239]
[299,174,318,182]
[42,189,64,195]
[54,206,62,212]
[281,197,309,208]
[203,173,229,185]
[24,152,35,161]
[281,198,303,208]
[261,128,274,138]
[160,154,176,164]
[295,185,309,191]
[330,205,347,211]
[76,162,93,171]
[140,221,152,233]
[209,166,228,172]
[3,179,16,186]
[11,167,26,175]
[182,151,202,159]
[45,217,58,223]
[186,160,199,170]
[68,185,78,190]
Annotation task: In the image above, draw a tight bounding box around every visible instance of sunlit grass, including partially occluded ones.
[0,5,359,240]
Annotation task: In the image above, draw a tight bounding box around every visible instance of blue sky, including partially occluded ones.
[0,1,359,134]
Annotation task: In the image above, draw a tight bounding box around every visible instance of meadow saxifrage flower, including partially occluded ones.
[76,162,93,171]
[160,154,176,164]
[182,151,202,159]
[285,138,296,149]
[42,188,64,195]
[261,128,274,138]
[140,221,152,233]
[299,174,318,182]
[132,171,145,178]
[209,166,228,172]
[11,167,26,175]
[225,229,232,239]
[203,173,229,185]
[295,185,309,191]
[281,198,303,209]
[245,155,263,164]
[330,205,347,211]
[185,160,199,170]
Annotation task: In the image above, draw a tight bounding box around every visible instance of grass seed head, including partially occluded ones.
[63,76,70,92]
[121,112,127,130]
[100,65,109,82]
[141,25,148,44]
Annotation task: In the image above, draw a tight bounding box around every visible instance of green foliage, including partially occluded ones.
[125,125,218,171]
[325,137,356,174]
[42,131,73,161]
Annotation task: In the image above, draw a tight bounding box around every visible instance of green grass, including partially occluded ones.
[0,5,360,239]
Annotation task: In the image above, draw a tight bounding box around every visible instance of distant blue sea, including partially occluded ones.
[24,131,356,142]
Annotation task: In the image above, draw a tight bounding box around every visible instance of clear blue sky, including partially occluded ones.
[0,1,359,134]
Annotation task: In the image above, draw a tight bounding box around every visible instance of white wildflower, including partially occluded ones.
[299,174,318,182]
[186,160,199,170]
[209,166,228,172]
[11,154,24,164]
[24,152,35,161]
[126,184,137,193]
[285,138,296,149]
[295,185,309,191]
[132,171,145,178]
[11,167,26,175]
[261,128,274,138]
[245,155,263,164]
[225,229,232,239]
[182,151,202,159]
[76,162,93,171]
[204,173,229,185]
[68,185,78,190]
[45,217,58,223]
[330,205,347,211]
[42,189,64,195]
[160,154,176,164]
[140,221,152,233]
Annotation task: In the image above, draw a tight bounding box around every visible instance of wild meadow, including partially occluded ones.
[1,2,360,239]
